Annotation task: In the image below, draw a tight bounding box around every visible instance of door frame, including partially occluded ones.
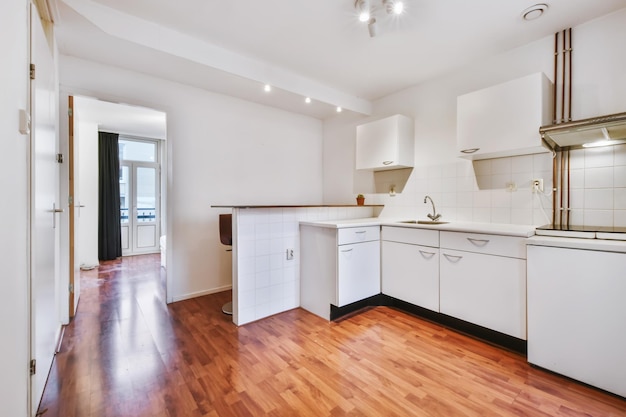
[59,94,172,313]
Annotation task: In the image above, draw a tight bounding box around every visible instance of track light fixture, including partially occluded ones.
[355,0,370,22]
[355,0,405,37]
[383,0,404,14]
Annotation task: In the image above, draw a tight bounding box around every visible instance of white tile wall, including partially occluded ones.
[233,206,376,325]
[568,144,626,227]
[372,153,555,226]
[369,144,626,228]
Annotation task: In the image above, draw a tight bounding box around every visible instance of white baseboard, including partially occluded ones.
[171,285,232,302]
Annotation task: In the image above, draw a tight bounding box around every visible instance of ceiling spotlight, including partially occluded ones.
[336,106,343,113]
[521,3,548,21]
[305,97,311,104]
[383,0,404,15]
[264,84,271,92]
[368,18,378,37]
[355,0,370,22]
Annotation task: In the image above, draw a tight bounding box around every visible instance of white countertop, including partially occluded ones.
[526,235,626,253]
[300,218,536,237]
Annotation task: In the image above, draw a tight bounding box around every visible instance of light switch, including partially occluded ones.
[19,109,30,135]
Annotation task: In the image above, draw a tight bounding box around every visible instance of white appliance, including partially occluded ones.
[527,226,626,397]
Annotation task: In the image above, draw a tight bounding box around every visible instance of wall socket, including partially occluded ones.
[532,179,544,193]
[286,248,294,260]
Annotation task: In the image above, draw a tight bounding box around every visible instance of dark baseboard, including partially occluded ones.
[330,294,527,355]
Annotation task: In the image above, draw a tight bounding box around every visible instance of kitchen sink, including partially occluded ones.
[399,220,449,225]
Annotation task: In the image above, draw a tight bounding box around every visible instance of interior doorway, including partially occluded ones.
[67,96,168,315]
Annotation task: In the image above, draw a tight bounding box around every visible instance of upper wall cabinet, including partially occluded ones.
[356,114,414,171]
[457,72,553,160]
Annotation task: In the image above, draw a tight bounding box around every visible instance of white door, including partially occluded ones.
[120,161,160,255]
[30,4,60,413]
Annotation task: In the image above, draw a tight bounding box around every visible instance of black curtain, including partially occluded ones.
[98,132,122,260]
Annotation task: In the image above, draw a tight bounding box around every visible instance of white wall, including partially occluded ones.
[0,0,31,415]
[76,119,99,267]
[323,9,626,227]
[59,56,324,301]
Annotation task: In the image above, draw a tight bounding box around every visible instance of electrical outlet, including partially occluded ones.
[506,181,517,192]
[286,248,294,260]
[532,179,544,193]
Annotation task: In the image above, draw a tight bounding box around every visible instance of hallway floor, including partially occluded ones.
[38,254,626,416]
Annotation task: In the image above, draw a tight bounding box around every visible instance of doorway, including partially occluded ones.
[65,96,168,317]
[119,137,161,256]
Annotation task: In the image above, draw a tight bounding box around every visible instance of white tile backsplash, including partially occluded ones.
[614,144,626,166]
[378,149,623,227]
[615,166,626,187]
[585,147,614,168]
[585,167,614,188]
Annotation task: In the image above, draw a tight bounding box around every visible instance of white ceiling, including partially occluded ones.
[54,0,626,119]
[74,96,167,139]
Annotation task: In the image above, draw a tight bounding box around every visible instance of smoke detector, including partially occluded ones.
[522,3,548,21]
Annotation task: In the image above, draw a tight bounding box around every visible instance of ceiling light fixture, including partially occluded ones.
[305,97,311,104]
[368,18,378,37]
[336,106,343,113]
[355,0,370,22]
[383,0,404,15]
[521,3,548,21]
[355,0,406,37]
[264,84,272,92]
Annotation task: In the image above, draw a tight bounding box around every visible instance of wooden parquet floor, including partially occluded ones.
[38,254,626,417]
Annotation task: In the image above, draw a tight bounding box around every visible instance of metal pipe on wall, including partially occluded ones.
[568,28,572,121]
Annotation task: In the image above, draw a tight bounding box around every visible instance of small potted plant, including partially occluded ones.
[356,194,365,206]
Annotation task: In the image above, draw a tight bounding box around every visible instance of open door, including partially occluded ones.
[30,3,61,413]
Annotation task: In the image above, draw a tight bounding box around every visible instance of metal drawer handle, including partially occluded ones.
[382,160,394,165]
[460,148,480,154]
[467,237,489,246]
[419,250,436,259]
[355,231,367,234]
[341,248,354,253]
[443,253,463,263]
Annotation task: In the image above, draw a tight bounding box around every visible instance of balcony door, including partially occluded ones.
[119,138,160,256]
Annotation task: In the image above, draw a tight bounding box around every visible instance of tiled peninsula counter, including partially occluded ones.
[212,205,382,325]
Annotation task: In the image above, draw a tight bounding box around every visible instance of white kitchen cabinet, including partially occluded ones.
[527,245,626,397]
[356,114,414,171]
[381,226,440,311]
[300,224,380,320]
[439,231,527,339]
[337,240,380,306]
[456,72,553,160]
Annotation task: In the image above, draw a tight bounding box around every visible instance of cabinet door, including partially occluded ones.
[356,115,414,170]
[440,249,526,339]
[382,241,439,311]
[336,240,380,307]
[456,72,552,160]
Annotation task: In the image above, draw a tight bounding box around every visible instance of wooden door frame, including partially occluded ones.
[68,95,75,318]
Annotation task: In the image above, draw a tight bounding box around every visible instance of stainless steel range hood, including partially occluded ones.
[539,112,626,150]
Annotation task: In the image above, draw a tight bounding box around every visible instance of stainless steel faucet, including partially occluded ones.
[423,195,441,221]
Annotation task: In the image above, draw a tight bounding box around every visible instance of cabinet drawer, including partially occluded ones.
[338,226,380,245]
[440,231,526,259]
[382,226,439,247]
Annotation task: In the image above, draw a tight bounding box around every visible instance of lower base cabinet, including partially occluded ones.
[382,240,439,312]
[301,224,380,320]
[440,249,526,339]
